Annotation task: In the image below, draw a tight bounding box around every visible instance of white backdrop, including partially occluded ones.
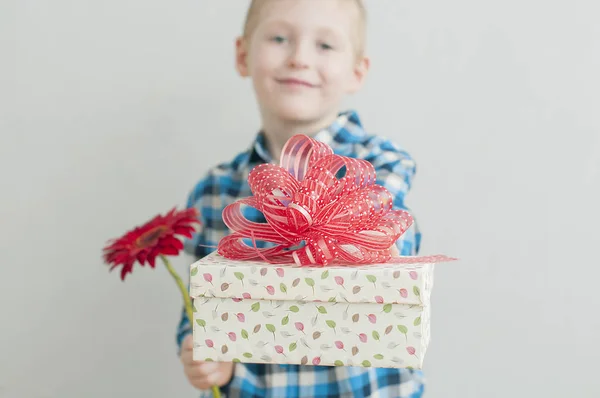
[1,1,599,397]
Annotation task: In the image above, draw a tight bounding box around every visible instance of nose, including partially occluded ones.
[287,41,310,69]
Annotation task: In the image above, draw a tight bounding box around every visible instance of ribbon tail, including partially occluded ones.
[388,255,458,264]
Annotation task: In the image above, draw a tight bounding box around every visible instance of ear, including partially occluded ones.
[235,36,250,77]
[347,55,370,93]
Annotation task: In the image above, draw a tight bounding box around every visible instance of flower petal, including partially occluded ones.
[147,249,158,267]
[174,226,195,238]
[102,207,202,277]
[136,250,148,265]
[161,235,184,251]
[160,246,180,256]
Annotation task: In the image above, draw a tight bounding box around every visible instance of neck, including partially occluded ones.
[260,111,339,161]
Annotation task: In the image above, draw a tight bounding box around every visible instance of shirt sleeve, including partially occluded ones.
[366,138,421,256]
[176,175,238,396]
[176,177,209,355]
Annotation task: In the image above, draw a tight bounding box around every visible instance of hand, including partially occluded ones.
[180,334,234,390]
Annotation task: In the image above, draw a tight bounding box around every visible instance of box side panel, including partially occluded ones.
[192,297,428,369]
[190,253,433,306]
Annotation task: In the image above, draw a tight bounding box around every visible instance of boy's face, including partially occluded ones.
[236,0,369,125]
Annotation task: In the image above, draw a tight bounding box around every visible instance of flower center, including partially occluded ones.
[136,226,167,248]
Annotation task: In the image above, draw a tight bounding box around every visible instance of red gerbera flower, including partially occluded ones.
[102,207,201,280]
[102,207,221,397]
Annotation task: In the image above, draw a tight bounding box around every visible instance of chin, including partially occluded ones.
[272,106,321,123]
[270,99,325,121]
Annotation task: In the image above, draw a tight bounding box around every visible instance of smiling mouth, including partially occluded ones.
[276,78,316,88]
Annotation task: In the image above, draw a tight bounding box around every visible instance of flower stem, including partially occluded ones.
[160,255,221,398]
[161,255,194,323]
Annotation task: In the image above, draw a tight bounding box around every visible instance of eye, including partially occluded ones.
[270,35,287,44]
[318,42,334,51]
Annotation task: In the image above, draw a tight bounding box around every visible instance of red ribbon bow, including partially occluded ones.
[217,134,416,266]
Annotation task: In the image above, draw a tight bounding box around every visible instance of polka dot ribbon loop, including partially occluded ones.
[217,134,447,266]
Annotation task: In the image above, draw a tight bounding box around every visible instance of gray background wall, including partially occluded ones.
[1,0,599,397]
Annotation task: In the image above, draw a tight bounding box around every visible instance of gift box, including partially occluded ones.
[189,134,454,369]
[190,251,447,369]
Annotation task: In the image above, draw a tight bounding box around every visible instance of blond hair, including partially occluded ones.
[242,0,367,56]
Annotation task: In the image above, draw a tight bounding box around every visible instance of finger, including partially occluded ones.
[197,362,220,374]
[190,371,224,388]
[185,361,218,377]
[186,363,223,383]
[188,366,222,385]
[181,352,203,367]
[190,375,217,391]
[182,335,194,351]
[185,366,204,382]
[181,355,195,367]
[184,362,208,380]
[184,359,219,374]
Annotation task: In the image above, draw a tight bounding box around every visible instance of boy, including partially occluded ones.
[178,1,424,397]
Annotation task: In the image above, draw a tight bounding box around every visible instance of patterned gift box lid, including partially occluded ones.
[190,252,440,306]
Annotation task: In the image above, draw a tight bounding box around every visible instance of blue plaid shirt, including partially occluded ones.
[179,111,425,398]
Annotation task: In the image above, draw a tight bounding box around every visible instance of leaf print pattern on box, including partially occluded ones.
[189,252,439,368]
[294,322,305,334]
[196,319,207,332]
[189,252,437,307]
[305,278,315,294]
[266,324,276,340]
[192,297,429,369]
[234,272,245,286]
[366,274,377,287]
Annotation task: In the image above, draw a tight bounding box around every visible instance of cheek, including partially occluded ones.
[320,57,356,89]
[249,45,284,77]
